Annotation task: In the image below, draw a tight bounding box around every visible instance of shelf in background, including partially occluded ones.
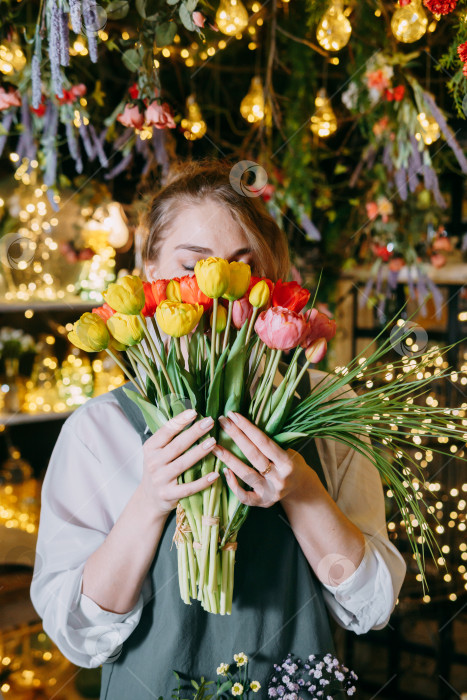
[0,298,97,313]
[0,410,73,426]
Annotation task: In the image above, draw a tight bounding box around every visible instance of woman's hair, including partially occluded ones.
[142,159,290,281]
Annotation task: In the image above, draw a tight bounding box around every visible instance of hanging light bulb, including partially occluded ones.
[181,95,207,140]
[215,0,249,36]
[310,88,338,138]
[391,0,428,43]
[0,41,26,75]
[316,0,352,51]
[416,112,440,145]
[240,76,265,123]
[103,202,130,248]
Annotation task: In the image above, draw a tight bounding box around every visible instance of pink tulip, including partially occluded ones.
[145,101,176,129]
[300,309,337,349]
[0,87,21,111]
[255,306,307,351]
[430,253,446,269]
[305,337,328,363]
[193,11,205,27]
[117,104,144,129]
[232,296,252,329]
[70,83,87,99]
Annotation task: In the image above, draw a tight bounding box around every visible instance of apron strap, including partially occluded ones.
[112,381,152,444]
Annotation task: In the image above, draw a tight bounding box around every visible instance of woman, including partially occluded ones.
[30,160,406,698]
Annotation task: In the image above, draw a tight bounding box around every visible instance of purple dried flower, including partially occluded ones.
[407,153,419,193]
[104,151,132,180]
[66,122,83,173]
[79,123,95,159]
[394,167,408,201]
[69,0,82,33]
[89,124,108,167]
[31,28,42,109]
[425,277,443,320]
[382,143,393,170]
[82,0,98,62]
[430,170,447,208]
[0,110,15,158]
[59,10,70,66]
[409,134,422,171]
[422,91,467,174]
[48,0,63,97]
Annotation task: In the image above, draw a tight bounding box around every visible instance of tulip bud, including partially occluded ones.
[107,313,145,346]
[195,257,230,299]
[156,301,204,337]
[68,312,110,352]
[223,261,251,301]
[103,275,145,315]
[166,279,182,302]
[232,297,253,329]
[249,280,270,308]
[210,304,227,332]
[305,337,328,364]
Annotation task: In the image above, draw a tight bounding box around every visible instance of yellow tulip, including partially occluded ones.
[156,300,203,337]
[194,257,230,299]
[166,279,182,302]
[103,275,145,315]
[223,261,251,301]
[210,304,227,332]
[249,280,270,308]
[67,312,109,352]
[107,313,145,346]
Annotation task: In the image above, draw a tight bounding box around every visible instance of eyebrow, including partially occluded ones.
[174,245,252,257]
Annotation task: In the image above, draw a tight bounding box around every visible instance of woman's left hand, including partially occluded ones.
[213,412,317,508]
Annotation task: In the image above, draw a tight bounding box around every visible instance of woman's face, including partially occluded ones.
[144,200,256,281]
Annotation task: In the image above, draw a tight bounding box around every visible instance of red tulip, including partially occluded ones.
[232,296,253,329]
[151,279,170,306]
[272,279,310,313]
[180,275,213,309]
[92,302,115,322]
[141,281,158,317]
[300,309,337,349]
[255,306,307,351]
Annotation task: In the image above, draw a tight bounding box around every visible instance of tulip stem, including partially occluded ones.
[105,349,145,397]
[288,359,311,398]
[150,316,164,351]
[127,352,146,394]
[254,349,282,426]
[139,313,176,395]
[210,299,218,384]
[245,341,267,397]
[127,347,169,414]
[245,307,259,347]
[174,337,182,363]
[221,300,233,354]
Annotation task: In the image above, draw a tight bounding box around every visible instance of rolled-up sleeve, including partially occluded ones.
[30,416,146,668]
[316,413,407,635]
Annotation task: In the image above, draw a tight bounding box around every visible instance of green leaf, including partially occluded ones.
[122,48,140,72]
[223,323,249,415]
[155,21,178,46]
[136,0,159,18]
[122,388,167,433]
[274,430,309,445]
[179,2,195,30]
[205,347,229,419]
[0,124,9,136]
[106,0,130,19]
[185,0,197,10]
[166,0,179,5]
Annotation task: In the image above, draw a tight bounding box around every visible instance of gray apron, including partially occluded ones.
[100,368,335,699]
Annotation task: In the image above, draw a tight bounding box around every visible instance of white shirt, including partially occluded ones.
[30,369,407,669]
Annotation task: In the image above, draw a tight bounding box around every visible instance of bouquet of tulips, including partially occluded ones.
[68,257,466,614]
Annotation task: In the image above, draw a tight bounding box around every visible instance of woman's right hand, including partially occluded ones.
[139,409,219,518]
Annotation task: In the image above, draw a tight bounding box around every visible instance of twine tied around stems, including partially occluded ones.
[171,503,192,550]
[202,515,220,526]
[221,542,238,551]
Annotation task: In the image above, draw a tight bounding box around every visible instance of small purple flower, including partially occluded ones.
[70,0,82,33]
